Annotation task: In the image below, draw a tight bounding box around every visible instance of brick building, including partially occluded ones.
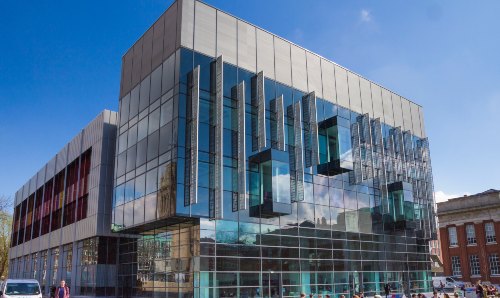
[437,189,500,283]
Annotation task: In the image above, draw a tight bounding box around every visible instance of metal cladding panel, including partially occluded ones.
[162,53,176,94]
[256,29,275,79]
[410,102,423,138]
[401,98,413,132]
[334,65,349,109]
[391,93,404,129]
[291,45,307,92]
[55,145,68,173]
[163,1,178,61]
[216,11,237,65]
[292,101,304,202]
[68,132,82,163]
[22,182,29,201]
[321,59,336,103]
[152,13,165,69]
[347,71,362,114]
[371,84,384,120]
[141,28,153,79]
[45,157,56,183]
[121,50,133,98]
[194,2,216,57]
[131,39,143,88]
[237,20,257,72]
[274,37,292,86]
[29,174,37,194]
[418,106,426,138]
[381,88,394,126]
[213,56,224,219]
[306,52,322,98]
[180,0,195,49]
[359,77,373,117]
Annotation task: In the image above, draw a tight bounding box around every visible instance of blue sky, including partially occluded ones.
[1,0,499,203]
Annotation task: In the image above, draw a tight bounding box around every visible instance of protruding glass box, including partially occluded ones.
[249,148,292,218]
[317,116,353,176]
[386,181,417,230]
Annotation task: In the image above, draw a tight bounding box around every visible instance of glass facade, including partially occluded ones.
[113,48,436,297]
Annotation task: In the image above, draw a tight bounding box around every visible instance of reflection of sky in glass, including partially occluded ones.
[272,161,290,204]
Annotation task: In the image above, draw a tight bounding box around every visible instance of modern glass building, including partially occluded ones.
[112,0,437,297]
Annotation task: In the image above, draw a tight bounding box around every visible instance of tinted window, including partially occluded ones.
[5,282,40,295]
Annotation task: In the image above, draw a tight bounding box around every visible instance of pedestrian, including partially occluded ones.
[385,283,391,298]
[444,293,450,298]
[412,294,417,298]
[55,280,70,298]
[433,291,439,298]
[360,292,365,298]
[310,294,314,298]
[476,281,484,298]
[453,292,459,298]
[440,281,445,294]
[340,295,346,298]
[301,293,306,298]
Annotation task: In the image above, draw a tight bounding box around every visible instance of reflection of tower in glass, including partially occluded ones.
[158,161,176,218]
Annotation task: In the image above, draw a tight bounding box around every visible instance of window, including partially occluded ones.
[489,254,500,276]
[451,256,461,276]
[448,227,458,246]
[470,255,481,276]
[486,222,496,243]
[466,224,477,245]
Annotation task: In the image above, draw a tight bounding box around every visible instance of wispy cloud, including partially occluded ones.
[434,190,470,203]
[360,9,372,23]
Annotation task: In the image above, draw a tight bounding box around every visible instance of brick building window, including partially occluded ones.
[486,222,496,243]
[470,255,481,276]
[448,227,458,246]
[466,224,477,245]
[489,254,500,276]
[451,256,461,277]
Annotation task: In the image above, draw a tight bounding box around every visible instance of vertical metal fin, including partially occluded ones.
[289,102,304,202]
[188,65,200,206]
[270,95,285,151]
[237,81,247,210]
[256,71,266,151]
[213,55,224,219]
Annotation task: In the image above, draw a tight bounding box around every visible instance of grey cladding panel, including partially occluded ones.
[371,84,384,120]
[121,50,133,98]
[291,45,307,92]
[418,106,426,138]
[256,29,275,79]
[213,56,224,219]
[152,13,165,69]
[347,72,362,114]
[194,2,216,57]
[410,102,422,138]
[306,52,322,98]
[163,2,178,60]
[131,39,143,88]
[321,59,335,103]
[217,11,237,65]
[141,28,153,79]
[274,37,292,86]
[36,167,46,188]
[237,20,256,72]
[180,0,195,49]
[189,66,200,205]
[381,88,394,126]
[391,93,404,128]
[359,77,373,117]
[401,98,413,132]
[334,66,349,109]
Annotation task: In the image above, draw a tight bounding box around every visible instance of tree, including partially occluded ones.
[0,195,13,278]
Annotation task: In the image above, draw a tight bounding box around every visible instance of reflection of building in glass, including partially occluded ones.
[111,0,437,297]
[8,111,125,296]
[9,0,437,296]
